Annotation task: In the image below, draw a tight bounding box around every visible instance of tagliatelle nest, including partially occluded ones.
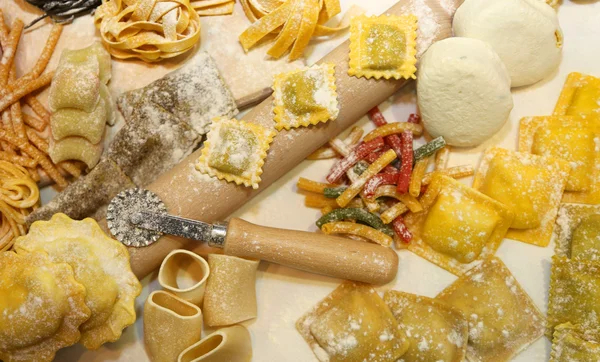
[239,0,358,60]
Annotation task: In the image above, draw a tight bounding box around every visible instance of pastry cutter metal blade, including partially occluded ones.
[107,188,399,285]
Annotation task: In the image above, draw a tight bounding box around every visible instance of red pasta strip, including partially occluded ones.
[397,130,413,194]
[364,145,390,163]
[364,173,399,198]
[392,215,412,244]
[382,165,399,174]
[407,113,420,124]
[368,106,387,127]
[326,137,384,183]
[368,106,404,159]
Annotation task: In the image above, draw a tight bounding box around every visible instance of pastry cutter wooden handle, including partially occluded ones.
[107,188,398,285]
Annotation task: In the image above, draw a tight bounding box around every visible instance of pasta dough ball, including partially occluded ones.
[417,37,513,147]
[453,0,562,87]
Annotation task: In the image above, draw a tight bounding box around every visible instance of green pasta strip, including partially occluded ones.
[316,208,394,236]
[323,186,347,198]
[414,136,446,162]
[353,160,369,175]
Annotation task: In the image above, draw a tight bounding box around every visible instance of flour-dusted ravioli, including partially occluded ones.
[49,54,101,112]
[196,117,276,189]
[405,173,513,275]
[14,213,142,349]
[297,282,409,362]
[473,147,570,247]
[60,42,112,85]
[548,256,600,336]
[348,14,418,80]
[436,257,546,362]
[519,115,600,203]
[383,291,468,362]
[554,72,600,117]
[550,323,600,362]
[49,135,104,169]
[273,63,339,131]
[555,204,600,261]
[0,252,90,362]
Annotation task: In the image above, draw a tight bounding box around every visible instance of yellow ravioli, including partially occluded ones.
[196,117,276,189]
[554,72,600,116]
[273,63,339,130]
[297,282,409,362]
[436,257,546,362]
[548,256,600,336]
[348,14,418,80]
[384,291,468,362]
[405,173,514,275]
[473,147,570,247]
[550,323,600,362]
[0,252,90,362]
[555,204,600,262]
[519,115,600,204]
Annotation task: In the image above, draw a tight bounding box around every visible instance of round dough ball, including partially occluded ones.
[453,0,562,87]
[417,37,513,147]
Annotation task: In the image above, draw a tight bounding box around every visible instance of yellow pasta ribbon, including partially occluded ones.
[321,221,393,247]
[409,157,431,198]
[380,202,409,224]
[363,122,423,142]
[422,165,474,186]
[297,177,336,194]
[371,185,423,213]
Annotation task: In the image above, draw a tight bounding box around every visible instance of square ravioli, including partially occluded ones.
[272,63,339,131]
[554,72,600,117]
[550,323,600,362]
[196,117,276,189]
[555,204,600,262]
[296,282,409,362]
[348,14,418,80]
[404,173,514,275]
[436,257,546,362]
[473,147,570,247]
[519,115,600,203]
[548,256,600,336]
[383,291,468,362]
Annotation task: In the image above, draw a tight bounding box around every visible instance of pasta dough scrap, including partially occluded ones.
[550,323,600,362]
[273,63,339,131]
[473,147,570,247]
[548,256,600,336]
[0,251,90,362]
[48,54,101,112]
[49,135,104,169]
[348,14,418,80]
[51,83,110,144]
[519,115,600,204]
[554,72,600,117]
[405,173,514,275]
[436,257,546,362]
[196,117,276,189]
[383,291,468,362]
[203,254,259,327]
[59,42,112,85]
[14,213,142,349]
[297,282,409,362]
[555,204,600,262]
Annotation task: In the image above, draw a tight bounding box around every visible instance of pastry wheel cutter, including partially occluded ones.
[107,188,398,284]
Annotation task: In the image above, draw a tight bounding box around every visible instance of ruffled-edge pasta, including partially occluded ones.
[555,203,600,261]
[196,117,276,189]
[405,173,514,275]
[550,323,600,362]
[13,213,141,349]
[554,72,600,116]
[272,63,339,131]
[203,254,259,327]
[472,147,570,247]
[296,282,409,362]
[548,256,600,337]
[348,14,418,80]
[0,252,90,362]
[436,257,546,362]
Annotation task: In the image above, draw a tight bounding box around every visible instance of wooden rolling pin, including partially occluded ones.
[127,0,459,280]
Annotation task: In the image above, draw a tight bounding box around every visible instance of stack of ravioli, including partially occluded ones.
[0,214,141,362]
[48,42,113,170]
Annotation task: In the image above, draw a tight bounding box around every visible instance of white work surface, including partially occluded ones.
[23,0,598,360]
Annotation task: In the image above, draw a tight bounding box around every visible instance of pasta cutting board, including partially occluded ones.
[5,0,305,110]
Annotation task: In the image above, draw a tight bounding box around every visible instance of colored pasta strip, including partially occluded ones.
[305,193,363,209]
[307,127,363,160]
[371,185,423,213]
[409,156,430,197]
[321,221,393,247]
[380,201,409,224]
[363,172,399,198]
[422,165,474,185]
[363,122,423,142]
[316,208,393,236]
[392,215,412,244]
[323,186,347,199]
[336,149,397,207]
[326,136,384,183]
[407,113,420,124]
[414,137,446,162]
[297,177,337,193]
[434,146,450,170]
[367,106,405,160]
[397,130,413,194]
